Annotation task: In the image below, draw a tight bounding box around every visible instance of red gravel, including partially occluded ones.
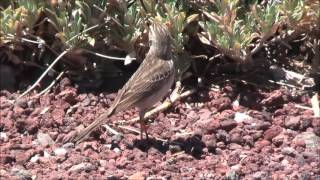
[0,78,319,179]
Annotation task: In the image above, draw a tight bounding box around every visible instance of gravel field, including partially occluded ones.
[0,78,319,179]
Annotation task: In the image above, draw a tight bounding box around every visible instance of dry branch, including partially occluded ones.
[18,50,69,99]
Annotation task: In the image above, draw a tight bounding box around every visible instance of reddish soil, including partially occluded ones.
[0,77,319,179]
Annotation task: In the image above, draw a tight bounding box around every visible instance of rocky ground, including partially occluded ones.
[0,77,320,179]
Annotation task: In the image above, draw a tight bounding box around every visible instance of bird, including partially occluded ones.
[69,21,175,143]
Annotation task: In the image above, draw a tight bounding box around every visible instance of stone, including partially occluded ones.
[313,127,320,136]
[216,130,230,143]
[281,147,296,157]
[69,162,97,173]
[128,172,146,180]
[285,117,300,130]
[294,132,320,149]
[202,135,217,151]
[252,171,269,179]
[30,154,40,163]
[234,112,252,123]
[226,170,240,180]
[54,147,68,156]
[220,119,237,131]
[36,132,54,146]
[255,121,271,130]
[10,166,32,179]
[0,154,15,164]
[230,133,243,144]
[264,126,282,141]
[15,98,28,109]
[254,140,271,152]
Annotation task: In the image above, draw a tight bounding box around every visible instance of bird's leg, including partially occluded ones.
[140,122,149,139]
[139,110,149,140]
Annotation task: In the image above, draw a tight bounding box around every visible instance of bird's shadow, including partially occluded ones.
[132,134,205,159]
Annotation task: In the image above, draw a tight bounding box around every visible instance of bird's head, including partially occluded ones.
[148,22,172,59]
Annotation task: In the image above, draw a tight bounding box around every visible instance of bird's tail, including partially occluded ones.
[73,108,114,143]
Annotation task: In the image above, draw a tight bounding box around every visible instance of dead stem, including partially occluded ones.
[18,50,69,99]
[35,71,65,97]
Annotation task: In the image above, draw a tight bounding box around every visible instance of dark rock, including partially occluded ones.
[272,134,287,146]
[299,117,312,130]
[0,65,16,92]
[243,135,254,147]
[313,127,320,136]
[255,121,271,130]
[62,89,78,105]
[252,131,263,141]
[220,119,237,131]
[15,117,39,134]
[264,126,282,141]
[0,154,15,164]
[227,152,240,166]
[230,133,243,144]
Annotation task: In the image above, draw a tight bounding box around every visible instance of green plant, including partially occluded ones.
[200,0,257,61]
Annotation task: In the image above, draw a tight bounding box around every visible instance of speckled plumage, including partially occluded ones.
[72,22,175,143]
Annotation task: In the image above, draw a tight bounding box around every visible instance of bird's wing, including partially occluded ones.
[110,56,174,113]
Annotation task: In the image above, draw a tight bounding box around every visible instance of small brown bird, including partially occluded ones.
[71,22,175,143]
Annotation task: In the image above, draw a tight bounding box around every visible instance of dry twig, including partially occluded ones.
[18,50,69,99]
[84,49,135,61]
[311,93,320,117]
[102,124,123,136]
[35,71,65,97]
